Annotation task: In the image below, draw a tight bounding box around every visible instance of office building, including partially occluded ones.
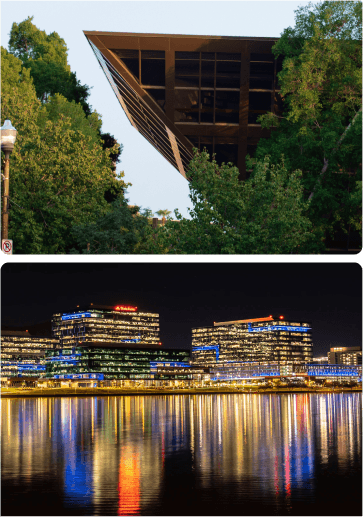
[45,345,190,381]
[192,315,313,369]
[84,32,283,179]
[1,330,57,379]
[328,346,362,366]
[306,363,362,380]
[52,304,160,347]
[46,304,191,382]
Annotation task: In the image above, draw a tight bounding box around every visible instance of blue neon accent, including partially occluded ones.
[306,364,360,377]
[18,364,46,371]
[248,324,311,333]
[62,312,92,321]
[193,345,219,361]
[150,361,190,368]
[47,354,81,361]
[54,373,104,380]
[120,338,141,343]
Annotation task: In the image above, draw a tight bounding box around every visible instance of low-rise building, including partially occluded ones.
[328,346,362,366]
[44,344,191,382]
[1,330,57,381]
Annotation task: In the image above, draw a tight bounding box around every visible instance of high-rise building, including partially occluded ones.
[47,304,191,381]
[192,315,313,368]
[328,346,362,366]
[52,304,160,348]
[84,32,283,179]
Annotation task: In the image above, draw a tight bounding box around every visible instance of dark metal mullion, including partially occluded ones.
[213,53,216,126]
[136,124,177,167]
[272,58,277,115]
[135,96,162,152]
[199,53,201,124]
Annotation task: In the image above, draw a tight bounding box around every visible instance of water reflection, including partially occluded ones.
[2,393,361,516]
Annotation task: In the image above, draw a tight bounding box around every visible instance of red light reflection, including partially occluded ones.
[118,452,140,515]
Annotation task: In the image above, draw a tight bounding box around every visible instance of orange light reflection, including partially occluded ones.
[118,452,140,515]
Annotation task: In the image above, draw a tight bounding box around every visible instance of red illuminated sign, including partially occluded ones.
[114,306,137,312]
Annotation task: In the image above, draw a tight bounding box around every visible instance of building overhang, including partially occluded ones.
[84,31,282,180]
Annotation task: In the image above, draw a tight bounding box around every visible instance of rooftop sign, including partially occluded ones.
[114,306,137,312]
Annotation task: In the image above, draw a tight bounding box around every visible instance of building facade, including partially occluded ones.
[84,32,283,179]
[45,345,190,381]
[306,363,362,380]
[1,330,57,379]
[52,305,160,348]
[328,346,362,366]
[192,315,313,369]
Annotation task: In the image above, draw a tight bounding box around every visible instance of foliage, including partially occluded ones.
[1,47,127,254]
[100,132,123,171]
[257,1,362,247]
[9,16,68,66]
[9,16,92,115]
[38,93,102,147]
[141,150,319,254]
[155,209,172,218]
[70,199,152,254]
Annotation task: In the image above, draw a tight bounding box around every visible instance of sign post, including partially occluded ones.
[2,239,13,255]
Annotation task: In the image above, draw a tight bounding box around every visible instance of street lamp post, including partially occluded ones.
[1,120,17,241]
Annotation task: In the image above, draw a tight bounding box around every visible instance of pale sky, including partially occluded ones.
[1,1,317,217]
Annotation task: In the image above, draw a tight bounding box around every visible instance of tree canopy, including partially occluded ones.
[257,0,362,250]
[142,150,318,254]
[70,199,152,254]
[1,46,127,254]
[9,16,92,115]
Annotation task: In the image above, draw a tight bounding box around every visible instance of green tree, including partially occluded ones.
[70,199,152,254]
[9,16,92,115]
[257,1,362,249]
[38,93,102,147]
[1,47,127,254]
[142,150,318,254]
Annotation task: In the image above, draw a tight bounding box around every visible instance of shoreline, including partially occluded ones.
[1,386,361,398]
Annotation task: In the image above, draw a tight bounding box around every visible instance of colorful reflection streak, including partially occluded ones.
[1,393,361,516]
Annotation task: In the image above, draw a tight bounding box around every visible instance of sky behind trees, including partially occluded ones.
[1,0,318,217]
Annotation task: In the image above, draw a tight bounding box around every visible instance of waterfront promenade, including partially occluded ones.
[2,386,361,398]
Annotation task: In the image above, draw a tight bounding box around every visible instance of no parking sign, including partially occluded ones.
[2,239,13,255]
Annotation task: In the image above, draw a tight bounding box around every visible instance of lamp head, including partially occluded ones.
[1,119,17,152]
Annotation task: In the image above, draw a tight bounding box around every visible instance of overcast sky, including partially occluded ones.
[2,262,361,357]
[1,0,318,217]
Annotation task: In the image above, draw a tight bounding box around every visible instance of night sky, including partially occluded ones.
[1,263,361,357]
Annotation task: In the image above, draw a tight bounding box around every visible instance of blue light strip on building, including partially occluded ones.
[46,355,81,362]
[193,345,220,361]
[150,361,191,368]
[18,364,46,371]
[306,364,360,377]
[248,324,311,333]
[120,339,141,343]
[54,373,104,380]
[61,312,92,321]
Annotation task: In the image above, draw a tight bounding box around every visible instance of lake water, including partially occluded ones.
[1,393,362,516]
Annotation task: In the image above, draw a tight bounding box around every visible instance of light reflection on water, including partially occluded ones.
[1,393,362,516]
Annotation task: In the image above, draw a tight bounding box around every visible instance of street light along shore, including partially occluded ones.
[1,119,17,248]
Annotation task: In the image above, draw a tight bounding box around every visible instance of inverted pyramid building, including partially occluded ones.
[84,32,283,179]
